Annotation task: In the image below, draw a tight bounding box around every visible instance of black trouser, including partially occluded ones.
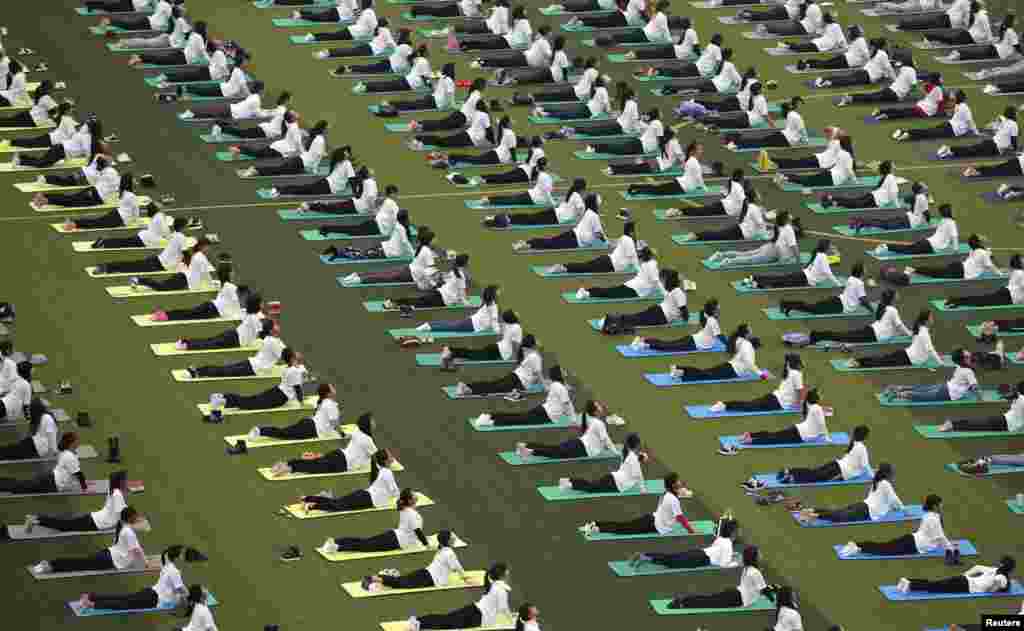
[595,513,656,534]
[299,8,344,21]
[780,296,844,315]
[527,438,586,459]
[290,450,347,473]
[277,179,333,196]
[832,193,877,208]
[185,329,241,350]
[85,0,136,10]
[467,372,523,395]
[37,513,99,532]
[531,86,578,102]
[926,29,974,45]
[675,363,739,382]
[995,80,1024,93]
[579,12,628,28]
[382,568,435,589]
[89,589,160,611]
[481,167,529,184]
[218,123,267,139]
[696,225,743,242]
[647,549,710,568]
[138,273,187,291]
[741,5,789,20]
[347,60,393,74]
[947,287,1012,308]
[481,53,528,68]
[411,1,461,16]
[450,343,501,361]
[19,143,68,168]
[915,261,964,279]
[239,145,280,160]
[724,393,783,412]
[898,14,952,30]
[194,360,255,378]
[969,159,1023,178]
[594,139,645,155]
[950,139,1001,158]
[322,219,379,235]
[260,417,316,440]
[166,302,219,321]
[664,79,716,93]
[826,70,871,87]
[851,87,899,104]
[162,67,213,82]
[185,84,229,98]
[950,417,1008,432]
[74,210,125,229]
[857,533,917,556]
[673,588,743,609]
[886,239,934,255]
[509,67,555,85]
[333,530,401,551]
[596,30,649,47]
[95,236,145,248]
[807,54,850,69]
[628,181,683,196]
[634,45,677,59]
[787,171,836,187]
[809,326,876,345]
[562,0,601,10]
[417,131,473,148]
[815,501,870,523]
[766,21,808,36]
[491,405,552,426]
[0,473,58,494]
[50,549,115,573]
[419,605,483,630]
[224,387,288,410]
[856,349,911,368]
[11,134,54,148]
[140,50,188,66]
[541,104,591,120]
[860,216,912,230]
[44,189,103,208]
[647,336,698,352]
[909,576,970,593]
[565,255,614,273]
[610,162,656,175]
[450,150,500,165]
[0,437,41,461]
[0,111,34,127]
[753,271,808,288]
[788,460,841,483]
[787,42,819,53]
[108,15,150,30]
[620,304,672,327]
[102,256,165,273]
[504,209,557,225]
[570,473,618,492]
[772,155,818,169]
[749,425,802,445]
[395,291,445,309]
[957,45,998,60]
[736,131,791,149]
[460,36,512,50]
[527,231,579,250]
[326,43,373,57]
[254,157,309,177]
[907,122,954,140]
[304,488,373,513]
[314,29,359,41]
[588,285,639,299]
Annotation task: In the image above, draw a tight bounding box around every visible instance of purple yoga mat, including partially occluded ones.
[862,115,882,125]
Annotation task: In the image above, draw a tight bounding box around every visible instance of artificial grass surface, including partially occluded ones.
[3,1,1023,631]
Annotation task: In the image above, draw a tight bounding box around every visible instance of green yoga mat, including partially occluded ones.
[807,201,905,215]
[491,221,574,232]
[337,278,414,288]
[584,521,712,542]
[561,291,662,304]
[279,209,359,221]
[499,448,621,465]
[388,328,496,340]
[1007,500,1024,514]
[833,219,940,236]
[916,425,1024,439]
[931,298,1024,313]
[733,278,845,294]
[467,416,578,432]
[728,136,828,153]
[877,389,1005,407]
[967,324,1024,339]
[703,253,811,270]
[650,596,774,615]
[364,297,483,312]
[868,243,971,261]
[911,272,1005,286]
[528,113,611,125]
[814,336,912,349]
[574,149,655,160]
[671,233,770,248]
[621,185,724,201]
[831,355,953,372]
[780,176,882,193]
[272,17,345,27]
[538,479,666,501]
[416,354,512,367]
[763,306,872,321]
[301,228,389,241]
[531,265,636,278]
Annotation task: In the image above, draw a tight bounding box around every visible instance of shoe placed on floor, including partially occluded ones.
[32,561,51,574]
[718,444,739,456]
[575,287,590,300]
[741,477,765,491]
[503,389,522,402]
[248,427,261,440]
[24,514,37,533]
[279,545,302,562]
[225,439,246,455]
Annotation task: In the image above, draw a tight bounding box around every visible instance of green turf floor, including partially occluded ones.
[1,1,1023,630]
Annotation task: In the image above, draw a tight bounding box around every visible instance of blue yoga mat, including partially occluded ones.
[616,340,727,357]
[69,594,219,617]
[686,405,801,419]
[751,470,873,489]
[879,581,1024,601]
[321,254,412,266]
[587,315,697,331]
[794,505,924,528]
[444,384,545,400]
[645,372,765,387]
[718,433,849,451]
[834,539,977,559]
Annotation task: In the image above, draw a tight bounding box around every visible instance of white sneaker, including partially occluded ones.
[575,288,590,300]
[248,427,261,440]
[814,77,827,88]
[303,33,315,42]
[474,413,493,427]
[32,561,50,574]
[516,444,532,458]
[315,50,329,60]
[605,414,625,426]
[455,382,471,396]
[343,272,360,284]
[175,340,188,351]
[24,514,37,533]
[35,175,45,185]
[710,401,726,413]
[407,617,421,631]
[179,110,194,119]
[998,183,1010,195]
[873,244,887,255]
[268,188,281,199]
[211,124,222,139]
[416,323,431,332]
[630,336,646,349]
[983,83,998,95]
[512,240,529,251]
[322,538,339,554]
[840,542,860,557]
[669,365,684,378]
[897,577,911,593]
[558,477,572,490]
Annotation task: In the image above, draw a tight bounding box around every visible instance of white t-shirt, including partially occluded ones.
[800,3,824,34]
[554,191,583,224]
[802,252,838,286]
[889,65,917,99]
[30,413,58,458]
[610,450,644,491]
[609,234,638,271]
[28,94,57,126]
[514,350,543,388]
[349,8,378,38]
[828,150,856,185]
[711,61,742,93]
[813,22,846,51]
[773,369,804,408]
[541,381,573,420]
[653,492,683,534]
[795,403,828,440]
[528,171,555,206]
[573,209,604,246]
[370,27,396,55]
[494,128,517,164]
[476,581,511,626]
[864,479,904,520]
[393,506,423,548]
[1007,269,1024,304]
[968,10,992,43]
[738,567,768,607]
[184,251,213,290]
[277,365,307,401]
[151,561,185,605]
[695,43,722,78]
[659,287,687,322]
[845,37,870,67]
[229,94,264,120]
[137,212,170,247]
[342,429,377,471]
[774,607,804,631]
[949,103,977,136]
[573,67,599,100]
[616,99,642,134]
[1004,394,1024,432]
[926,218,958,251]
[504,19,532,48]
[410,247,439,290]
[497,323,522,361]
[836,442,870,479]
[962,248,997,279]
[915,84,943,117]
[212,282,241,318]
[579,417,613,456]
[871,174,901,207]
[249,336,283,373]
[624,259,662,297]
[523,37,552,69]
[729,338,760,376]
[485,6,509,35]
[312,399,340,436]
[353,177,379,212]
[116,191,141,225]
[913,511,953,553]
[1,377,31,419]
[367,467,399,507]
[437,271,469,306]
[643,12,671,43]
[388,44,413,73]
[993,117,1019,151]
[639,118,664,153]
[470,303,499,332]
[738,203,767,239]
[905,326,942,366]
[586,87,611,117]
[692,315,721,349]
[52,450,81,491]
[380,221,413,257]
[677,156,704,192]
[871,306,910,340]
[946,366,978,400]
[182,603,217,631]
[404,56,432,90]
[426,547,465,586]
[326,159,355,194]
[995,27,1020,58]
[157,232,188,270]
[109,525,143,569]
[863,50,894,82]
[839,276,866,312]
[466,111,492,147]
[91,489,127,530]
[674,28,699,59]
[704,536,735,567]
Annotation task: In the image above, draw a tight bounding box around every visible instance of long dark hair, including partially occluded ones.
[658,127,677,160]
[847,425,869,453]
[516,334,537,362]
[513,604,535,631]
[875,288,896,322]
[911,310,931,335]
[356,412,374,437]
[185,584,205,617]
[783,353,803,377]
[161,545,184,566]
[112,506,139,545]
[699,299,719,328]
[726,323,751,354]
[108,470,128,496]
[414,227,435,255]
[483,562,508,592]
[369,449,390,483]
[27,398,48,436]
[872,462,893,491]
[621,432,641,461]
[397,487,417,510]
[774,586,798,612]
[801,388,820,420]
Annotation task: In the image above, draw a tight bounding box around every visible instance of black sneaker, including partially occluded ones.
[226,440,247,455]
[741,478,766,491]
[280,546,302,562]
[205,410,224,424]
[187,366,199,379]
[616,208,632,221]
[398,305,414,318]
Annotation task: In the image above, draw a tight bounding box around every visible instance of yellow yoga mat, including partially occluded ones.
[197,395,319,417]
[133,314,240,327]
[343,570,486,598]
[379,614,514,631]
[87,266,175,279]
[34,195,151,214]
[285,492,435,521]
[173,365,284,382]
[0,157,84,172]
[150,341,261,357]
[258,459,404,481]
[51,218,148,233]
[107,284,217,298]
[222,427,353,449]
[15,182,90,193]
[0,123,56,135]
[74,237,195,253]
[319,533,466,563]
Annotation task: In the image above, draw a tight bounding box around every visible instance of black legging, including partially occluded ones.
[609,161,657,175]
[595,31,650,47]
[787,460,841,483]
[809,326,877,345]
[223,387,289,410]
[259,417,316,440]
[850,87,900,105]
[344,59,394,75]
[418,604,483,630]
[856,533,917,556]
[672,588,743,609]
[569,473,618,493]
[160,67,214,83]
[587,285,639,299]
[416,131,474,148]
[805,54,851,69]
[946,287,1013,308]
[527,231,578,250]
[695,225,743,242]
[0,111,36,128]
[319,219,382,236]
[466,372,523,395]
[491,405,553,426]
[594,514,655,534]
[276,180,332,196]
[950,139,1004,159]
[949,417,1009,432]
[732,131,790,149]
[479,52,528,68]
[139,50,188,66]
[965,158,1023,178]
[85,0,138,10]
[526,438,586,459]
[192,360,255,378]
[619,304,673,327]
[393,291,446,310]
[312,28,361,42]
[458,35,513,51]
[627,181,684,196]
[73,210,126,230]
[575,12,628,28]
[772,155,819,169]
[449,150,501,166]
[914,261,964,279]
[564,255,614,273]
[593,139,645,155]
[673,363,739,382]
[138,273,188,292]
[779,296,844,315]
[855,349,911,368]
[785,171,836,187]
[382,568,435,589]
[49,549,116,573]
[752,271,809,288]
[107,15,151,30]
[331,530,401,551]
[10,133,55,148]
[289,450,348,474]
[449,343,501,361]
[303,489,373,513]
[539,104,593,120]
[416,112,469,131]
[184,330,241,350]
[766,21,809,36]
[995,80,1024,93]
[645,549,711,568]
[723,393,784,412]
[41,189,103,208]
[480,168,529,185]
[217,123,269,139]
[646,336,699,352]
[36,513,99,532]
[898,14,953,30]
[824,69,872,88]
[0,437,40,461]
[748,425,802,445]
[907,576,971,593]
[94,236,144,249]
[0,472,58,494]
[299,7,347,21]
[814,501,870,523]
[165,302,220,321]
[88,589,159,611]
[19,144,70,168]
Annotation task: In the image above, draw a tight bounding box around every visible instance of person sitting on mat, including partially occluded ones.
[301,449,401,514]
[179,81,271,122]
[514,399,617,460]
[0,432,89,495]
[813,38,895,89]
[774,137,857,189]
[895,556,1016,596]
[615,17,698,62]
[736,0,802,22]
[840,493,955,557]
[656,47,742,95]
[845,310,942,369]
[668,323,766,382]
[352,42,431,92]
[665,546,772,610]
[343,228,442,287]
[871,77,945,121]
[572,246,664,301]
[943,14,1018,61]
[531,76,612,121]
[126,20,209,68]
[178,586,216,631]
[205,350,308,417]
[76,545,189,612]
[329,210,416,264]
[478,25,554,73]
[555,432,645,493]
[578,472,697,537]
[292,0,360,23]
[131,237,214,292]
[239,120,329,180]
[483,177,584,228]
[477,158,557,213]
[606,127,682,176]
[495,34,573,86]
[32,506,149,575]
[0,398,58,461]
[962,153,1024,181]
[765,125,843,170]
[404,283,498,336]
[97,0,173,33]
[455,6,533,52]
[943,254,1024,309]
[599,268,688,333]
[472,364,575,426]
[511,55,598,105]
[502,190,603,251]
[720,388,831,454]
[108,5,189,52]
[299,0,377,42]
[268,411,376,477]
[936,106,1018,159]
[6,99,79,152]
[585,106,663,158]
[706,81,774,132]
[208,91,292,142]
[804,288,913,348]
[742,239,839,290]
[317,20,401,63]
[744,425,871,490]
[896,0,970,31]
[182,310,274,377]
[461,136,541,185]
[248,383,340,442]
[690,189,770,243]
[64,176,149,233]
[434,0,508,38]
[406,564,514,631]
[922,1,991,47]
[0,361,32,421]
[227,110,304,163]
[940,379,1023,434]
[778,11,845,53]
[13,470,130,538]
[361,529,469,593]
[163,44,248,98]
[319,183,400,242]
[436,307,521,368]
[877,348,979,403]
[758,0,826,37]
[147,264,239,323]
[453,333,542,397]
[708,353,806,414]
[891,89,974,143]
[563,0,642,29]
[797,463,903,523]
[628,298,722,353]
[560,83,644,139]
[379,254,474,315]
[893,234,1000,283]
[834,59,919,110]
[625,141,711,197]
[628,513,739,568]
[704,212,802,268]
[777,262,869,318]
[846,180,929,232]
[796,25,869,71]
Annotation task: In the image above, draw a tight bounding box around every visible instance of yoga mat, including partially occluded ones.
[733,278,845,294]
[15,182,89,193]
[196,396,318,417]
[258,458,402,480]
[487,221,574,232]
[258,188,351,199]
[498,447,621,465]
[945,462,1024,476]
[51,219,148,233]
[467,415,578,432]
[644,372,765,386]
[750,470,873,489]
[337,278,416,288]
[909,272,1006,286]
[672,233,772,247]
[574,149,655,160]
[879,581,1024,601]
[585,520,714,542]
[702,252,811,270]
[835,540,977,559]
[0,445,98,466]
[172,367,284,382]
[617,340,727,357]
[867,243,970,261]
[131,314,238,327]
[301,228,386,241]
[106,285,216,298]
[150,342,260,357]
[1007,500,1024,514]
[762,306,872,321]
[388,328,496,340]
[531,265,635,278]
[931,298,1023,313]
[587,314,698,331]
[620,185,724,200]
[0,479,143,500]
[878,389,1004,407]
[914,425,1024,439]
[465,199,558,210]
[284,492,435,519]
[650,596,774,615]
[33,200,119,213]
[686,405,801,419]
[539,6,615,15]
[779,176,881,193]
[830,355,954,372]
[445,383,546,400]
[321,254,412,265]
[795,505,925,528]
[364,297,483,312]
[718,433,849,451]
[272,17,351,28]
[610,557,734,577]
[380,617,514,631]
[416,353,513,367]
[561,291,661,305]
[222,427,352,449]
[278,209,366,221]
[342,571,486,598]
[967,324,1024,339]
[6,524,114,541]
[321,534,467,562]
[833,219,940,236]
[727,136,828,152]
[28,555,161,581]
[537,478,666,501]
[813,336,913,348]
[514,242,610,255]
[68,594,218,617]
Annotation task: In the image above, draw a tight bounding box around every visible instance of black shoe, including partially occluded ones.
[187,366,199,379]
[280,546,302,562]
[94,263,108,274]
[322,245,338,256]
[226,439,247,455]
[205,410,224,424]
[797,60,809,71]
[398,305,414,318]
